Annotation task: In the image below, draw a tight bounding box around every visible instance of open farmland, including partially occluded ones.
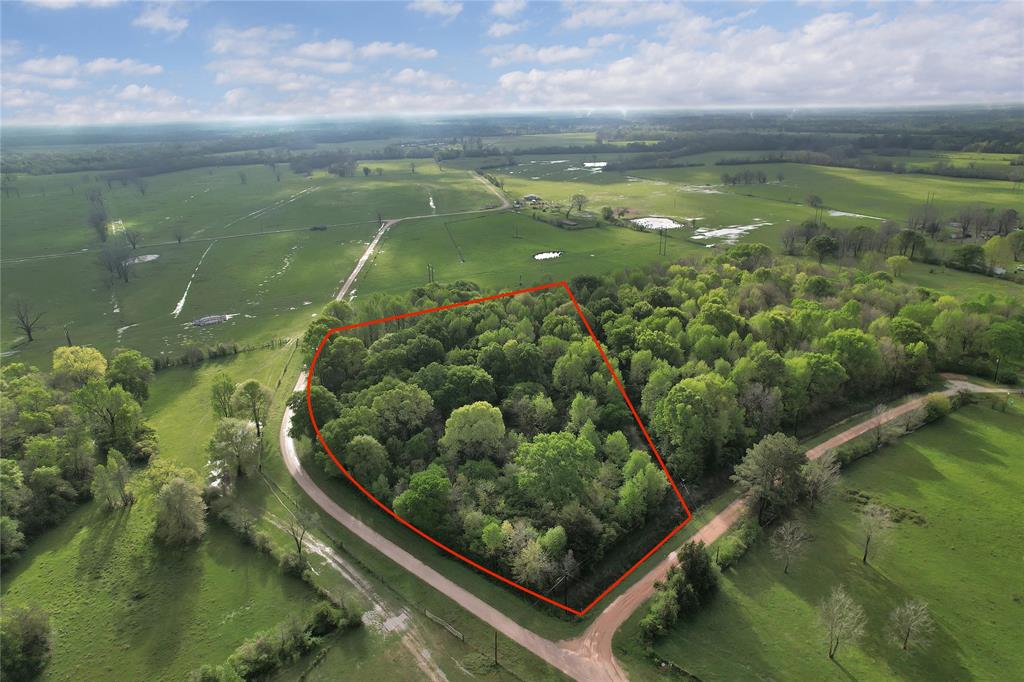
[615,401,1024,681]
[0,163,496,365]
[356,211,704,297]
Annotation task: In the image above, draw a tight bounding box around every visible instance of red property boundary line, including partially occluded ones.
[306,281,693,616]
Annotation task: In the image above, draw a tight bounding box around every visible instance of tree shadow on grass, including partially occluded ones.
[75,504,132,582]
[119,538,203,675]
[653,590,776,680]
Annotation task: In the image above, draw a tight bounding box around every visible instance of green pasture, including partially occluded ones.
[356,211,705,298]
[0,348,320,681]
[861,150,1022,172]
[1,162,493,259]
[634,162,1024,221]
[1,223,378,366]
[616,401,1024,681]
[1,162,498,365]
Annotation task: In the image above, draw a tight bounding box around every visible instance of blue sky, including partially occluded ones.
[1,0,1021,124]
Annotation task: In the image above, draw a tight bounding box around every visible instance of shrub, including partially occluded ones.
[307,601,342,637]
[924,393,951,422]
[713,516,761,570]
[1,606,52,681]
[279,551,306,577]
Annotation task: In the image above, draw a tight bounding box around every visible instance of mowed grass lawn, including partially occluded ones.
[0,348,319,681]
[615,401,1024,681]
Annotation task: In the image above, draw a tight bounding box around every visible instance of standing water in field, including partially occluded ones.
[626,216,684,229]
[428,195,436,213]
[171,242,216,318]
[692,221,773,244]
[534,251,563,260]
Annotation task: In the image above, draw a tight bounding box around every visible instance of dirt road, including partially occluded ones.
[279,373,608,681]
[281,374,1007,680]
[334,173,510,301]
[563,376,1013,678]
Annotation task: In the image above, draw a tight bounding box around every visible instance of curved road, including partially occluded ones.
[278,175,1014,680]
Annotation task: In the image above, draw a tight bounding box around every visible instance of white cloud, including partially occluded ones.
[358,41,438,60]
[499,2,1024,108]
[20,0,122,8]
[210,25,297,56]
[487,43,595,67]
[407,0,463,20]
[1,40,23,58]
[487,21,526,38]
[294,39,354,60]
[133,4,189,37]
[2,87,57,109]
[391,68,457,90]
[3,72,82,89]
[116,83,182,107]
[562,1,683,29]
[491,0,526,18]
[586,33,627,48]
[207,57,330,91]
[18,54,79,76]
[85,58,163,75]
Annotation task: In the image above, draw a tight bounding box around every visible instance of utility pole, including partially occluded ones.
[493,630,498,665]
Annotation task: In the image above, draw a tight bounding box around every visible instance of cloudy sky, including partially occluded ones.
[2,0,1022,124]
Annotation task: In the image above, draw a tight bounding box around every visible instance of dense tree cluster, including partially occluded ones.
[0,347,156,562]
[291,283,675,596]
[782,210,1022,280]
[291,250,1022,599]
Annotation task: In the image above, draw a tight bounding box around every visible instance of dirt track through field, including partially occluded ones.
[334,174,510,301]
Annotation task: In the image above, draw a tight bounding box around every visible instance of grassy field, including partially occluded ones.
[0,348,319,681]
[1,162,496,366]
[356,210,705,297]
[481,154,1024,255]
[615,401,1024,681]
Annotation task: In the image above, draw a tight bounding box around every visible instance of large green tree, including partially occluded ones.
[393,464,452,537]
[106,349,154,402]
[438,401,505,465]
[731,433,806,524]
[515,432,598,508]
[154,477,207,545]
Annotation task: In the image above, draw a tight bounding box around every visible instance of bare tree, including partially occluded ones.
[173,226,185,244]
[13,301,44,342]
[99,244,131,283]
[124,230,142,249]
[869,404,888,451]
[802,450,841,510]
[410,162,416,174]
[284,508,318,557]
[859,503,893,564]
[888,599,934,653]
[770,520,811,574]
[238,171,247,185]
[88,205,109,242]
[819,585,866,659]
[63,323,73,346]
[132,177,147,196]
